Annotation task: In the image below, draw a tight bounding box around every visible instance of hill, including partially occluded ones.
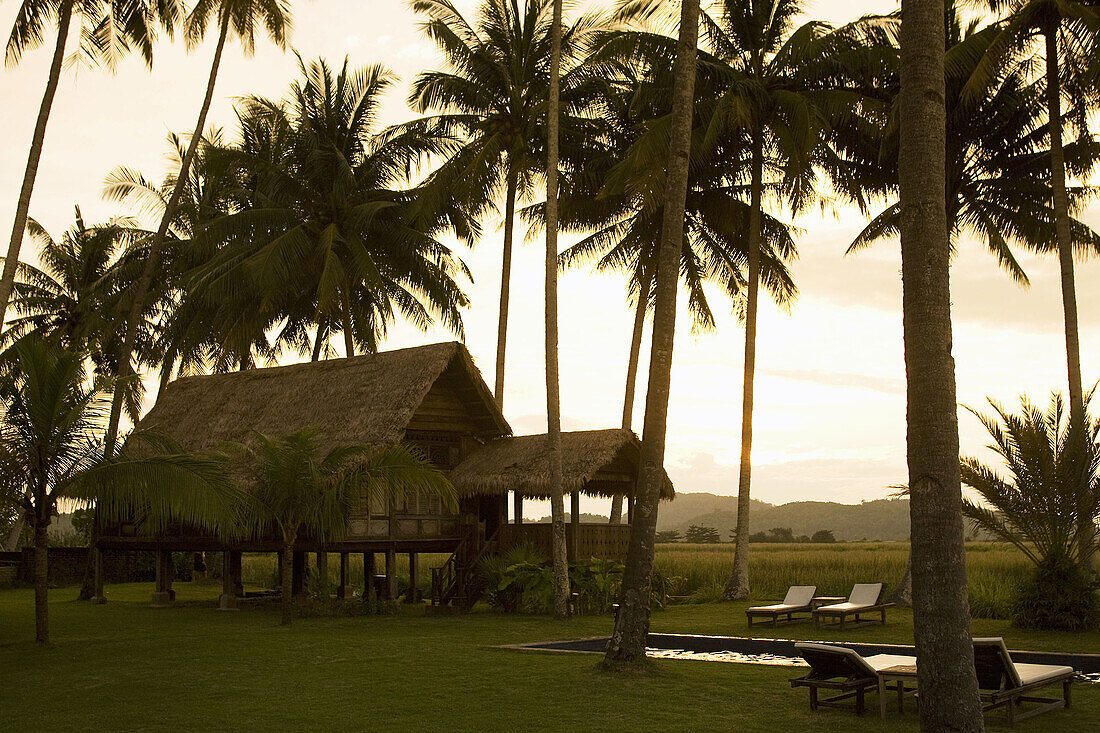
[657,494,912,542]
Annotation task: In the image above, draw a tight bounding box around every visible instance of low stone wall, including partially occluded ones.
[17,547,194,587]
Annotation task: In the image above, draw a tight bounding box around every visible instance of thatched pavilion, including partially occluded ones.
[97,342,675,609]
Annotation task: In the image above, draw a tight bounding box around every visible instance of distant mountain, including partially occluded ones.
[534,513,610,524]
[656,493,912,542]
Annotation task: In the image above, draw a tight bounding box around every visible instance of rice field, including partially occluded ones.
[653,541,1030,618]
[238,541,1031,619]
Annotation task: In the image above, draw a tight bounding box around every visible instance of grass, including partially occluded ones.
[2,580,1099,731]
[655,541,1031,618]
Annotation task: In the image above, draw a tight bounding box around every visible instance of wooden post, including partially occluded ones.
[514,492,523,524]
[218,550,238,611]
[230,551,242,597]
[151,549,173,607]
[292,551,306,597]
[385,549,397,601]
[91,546,106,604]
[363,552,376,603]
[570,490,580,562]
[316,550,329,596]
[337,553,348,599]
[406,552,419,603]
[627,494,634,524]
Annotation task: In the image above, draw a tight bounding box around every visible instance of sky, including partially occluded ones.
[2,0,1098,519]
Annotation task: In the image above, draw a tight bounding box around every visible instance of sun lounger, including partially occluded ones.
[789,642,916,715]
[973,637,1074,726]
[812,583,892,630]
[746,585,817,627]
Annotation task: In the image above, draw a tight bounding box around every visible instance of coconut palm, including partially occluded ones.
[229,427,454,625]
[969,0,1100,422]
[103,130,274,383]
[191,57,471,365]
[543,0,569,620]
[0,0,183,330]
[683,0,854,601]
[0,334,235,642]
[104,0,292,458]
[603,0,699,667]
[0,209,156,422]
[407,0,599,408]
[897,0,984,725]
[845,5,1100,283]
[555,25,798,522]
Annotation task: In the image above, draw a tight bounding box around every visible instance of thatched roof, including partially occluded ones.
[133,342,510,454]
[449,428,675,500]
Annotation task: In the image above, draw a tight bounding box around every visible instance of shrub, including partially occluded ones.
[1012,554,1100,631]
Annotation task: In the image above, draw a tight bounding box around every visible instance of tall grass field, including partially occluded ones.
[238,541,1030,619]
[653,541,1029,618]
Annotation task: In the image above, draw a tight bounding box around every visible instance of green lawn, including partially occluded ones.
[1,582,1098,731]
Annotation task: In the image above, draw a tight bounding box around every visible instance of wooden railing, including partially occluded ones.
[498,523,631,562]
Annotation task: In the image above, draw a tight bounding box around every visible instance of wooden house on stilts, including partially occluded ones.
[97,342,674,610]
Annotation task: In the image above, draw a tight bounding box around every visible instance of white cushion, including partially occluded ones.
[794,642,877,677]
[748,603,804,612]
[1014,663,1074,686]
[816,602,873,613]
[863,653,917,672]
[782,585,817,606]
[849,583,883,606]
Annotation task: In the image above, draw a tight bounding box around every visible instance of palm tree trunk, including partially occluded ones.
[102,12,232,457]
[603,0,699,667]
[281,537,295,626]
[899,0,983,728]
[311,321,326,362]
[494,166,520,409]
[0,0,74,329]
[340,282,355,358]
[1044,28,1093,572]
[545,0,570,620]
[34,517,50,643]
[724,133,764,601]
[611,260,653,524]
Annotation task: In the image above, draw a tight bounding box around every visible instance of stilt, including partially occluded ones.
[514,492,523,524]
[151,549,173,607]
[627,494,634,524]
[385,549,397,601]
[363,552,376,603]
[406,553,419,603]
[570,490,580,562]
[316,550,329,595]
[91,546,106,604]
[292,551,307,597]
[337,553,348,599]
[218,550,238,611]
[230,551,243,597]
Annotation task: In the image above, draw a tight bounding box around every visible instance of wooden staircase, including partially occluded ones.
[430,524,500,612]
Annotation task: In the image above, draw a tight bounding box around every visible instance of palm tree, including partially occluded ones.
[192,57,471,363]
[556,26,798,522]
[897,0,984,726]
[105,130,276,382]
[0,0,182,330]
[408,0,597,409]
[969,0,1099,421]
[230,427,454,625]
[970,0,1100,574]
[697,0,852,601]
[962,392,1100,567]
[0,209,155,423]
[543,0,569,620]
[603,0,699,667]
[0,334,235,642]
[104,0,292,458]
[845,6,1100,281]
